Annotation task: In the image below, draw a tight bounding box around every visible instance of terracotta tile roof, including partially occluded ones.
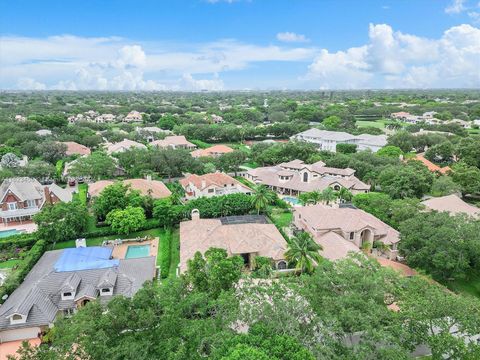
[190,144,234,158]
[315,231,361,260]
[422,194,480,218]
[412,154,451,174]
[295,205,400,245]
[179,217,287,272]
[179,173,251,192]
[61,141,91,156]
[88,179,171,199]
[151,135,196,148]
[0,338,41,360]
[106,139,147,154]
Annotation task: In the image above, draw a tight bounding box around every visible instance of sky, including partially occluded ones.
[0,0,479,91]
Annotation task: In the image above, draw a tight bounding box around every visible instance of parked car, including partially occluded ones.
[77,177,85,184]
[68,179,76,187]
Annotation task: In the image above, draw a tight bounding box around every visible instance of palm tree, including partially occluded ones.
[285,232,323,274]
[336,187,353,203]
[321,187,337,206]
[299,190,322,205]
[250,185,276,215]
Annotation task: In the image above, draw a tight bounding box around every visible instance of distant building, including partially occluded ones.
[0,246,156,343]
[151,135,197,150]
[123,111,143,123]
[421,195,480,219]
[180,173,251,200]
[291,129,387,153]
[0,178,72,224]
[60,141,91,156]
[35,129,52,137]
[88,178,172,199]
[14,115,27,122]
[211,114,224,124]
[106,139,147,154]
[244,159,370,196]
[190,144,234,158]
[179,211,288,273]
[410,154,451,174]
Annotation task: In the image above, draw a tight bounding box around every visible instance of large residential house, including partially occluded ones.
[88,177,172,199]
[0,178,72,224]
[60,141,91,156]
[151,135,197,150]
[179,211,288,273]
[190,144,234,158]
[291,129,387,153]
[0,246,156,343]
[180,173,252,200]
[106,139,147,154]
[123,111,143,123]
[244,159,370,196]
[421,194,480,219]
[293,205,400,261]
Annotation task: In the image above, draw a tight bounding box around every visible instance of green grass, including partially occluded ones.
[269,208,293,228]
[0,259,21,269]
[446,271,480,299]
[190,139,212,149]
[168,229,180,278]
[77,184,88,206]
[235,176,255,188]
[242,161,259,169]
[356,120,386,129]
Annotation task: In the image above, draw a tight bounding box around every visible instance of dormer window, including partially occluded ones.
[349,232,355,240]
[10,313,26,325]
[100,287,113,296]
[62,291,75,300]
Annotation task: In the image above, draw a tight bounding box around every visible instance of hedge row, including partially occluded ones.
[80,218,159,239]
[0,233,37,251]
[0,239,47,302]
[160,229,172,279]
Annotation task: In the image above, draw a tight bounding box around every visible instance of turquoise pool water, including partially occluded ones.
[283,196,301,205]
[125,244,150,259]
[0,229,20,238]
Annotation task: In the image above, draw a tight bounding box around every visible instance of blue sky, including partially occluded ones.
[1,0,479,90]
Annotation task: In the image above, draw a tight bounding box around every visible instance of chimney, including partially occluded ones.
[191,209,200,221]
[201,179,206,189]
[44,186,52,205]
[146,174,152,181]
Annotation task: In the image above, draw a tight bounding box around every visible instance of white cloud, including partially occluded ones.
[16,77,47,90]
[305,23,480,89]
[276,32,309,43]
[445,0,466,13]
[0,35,315,90]
[181,73,224,91]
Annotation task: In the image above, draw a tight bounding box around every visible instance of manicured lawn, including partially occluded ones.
[446,271,480,299]
[235,176,256,188]
[270,209,293,228]
[242,161,259,169]
[168,228,180,277]
[0,259,21,269]
[77,183,88,205]
[356,120,386,129]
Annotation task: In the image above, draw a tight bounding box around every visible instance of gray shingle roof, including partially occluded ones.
[0,249,156,332]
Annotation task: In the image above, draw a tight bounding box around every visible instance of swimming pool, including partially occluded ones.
[125,244,151,259]
[283,196,301,205]
[0,229,21,238]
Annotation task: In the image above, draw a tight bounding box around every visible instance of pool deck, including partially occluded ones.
[111,238,158,260]
[0,222,37,233]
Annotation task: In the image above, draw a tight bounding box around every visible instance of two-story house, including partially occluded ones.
[179,173,251,200]
[293,204,400,261]
[0,178,72,224]
[244,159,370,197]
[151,135,197,150]
[0,246,156,343]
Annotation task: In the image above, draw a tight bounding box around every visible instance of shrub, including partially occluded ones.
[160,229,172,279]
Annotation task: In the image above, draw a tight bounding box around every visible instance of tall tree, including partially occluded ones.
[285,231,322,274]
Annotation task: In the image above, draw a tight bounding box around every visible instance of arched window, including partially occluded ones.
[334,185,341,191]
[277,261,287,270]
[303,172,308,182]
[12,314,23,321]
